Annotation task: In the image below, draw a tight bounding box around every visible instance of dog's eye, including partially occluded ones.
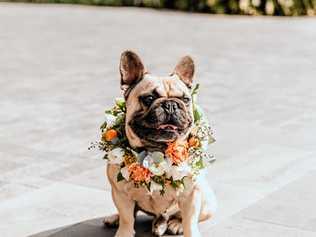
[141,95,155,106]
[183,97,191,104]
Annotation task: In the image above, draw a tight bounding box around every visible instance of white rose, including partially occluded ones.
[107,148,125,164]
[166,162,192,181]
[142,152,170,176]
[104,114,117,128]
[150,182,163,193]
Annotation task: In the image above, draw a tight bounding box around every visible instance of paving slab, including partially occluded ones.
[204,217,316,237]
[239,172,316,232]
[203,172,316,236]
[0,183,115,237]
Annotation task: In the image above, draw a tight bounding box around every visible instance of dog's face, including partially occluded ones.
[119,51,195,150]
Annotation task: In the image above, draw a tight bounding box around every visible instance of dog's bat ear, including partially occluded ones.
[119,50,145,90]
[174,56,194,88]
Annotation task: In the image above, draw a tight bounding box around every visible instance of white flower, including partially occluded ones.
[107,148,125,164]
[120,166,130,180]
[190,126,198,136]
[142,152,171,176]
[200,140,209,151]
[150,182,163,193]
[166,162,192,181]
[200,153,215,167]
[104,114,117,128]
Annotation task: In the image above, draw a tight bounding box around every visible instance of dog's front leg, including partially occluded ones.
[112,188,135,237]
[179,187,203,237]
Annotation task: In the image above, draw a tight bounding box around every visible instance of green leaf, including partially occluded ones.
[115,98,126,111]
[145,182,151,192]
[191,83,200,96]
[100,121,107,130]
[193,105,203,122]
[171,179,183,189]
[117,172,124,182]
[105,109,113,114]
[115,113,125,125]
[152,175,164,185]
[171,180,178,188]
[194,158,205,170]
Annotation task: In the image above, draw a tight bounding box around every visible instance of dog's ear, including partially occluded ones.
[120,50,145,90]
[174,56,194,88]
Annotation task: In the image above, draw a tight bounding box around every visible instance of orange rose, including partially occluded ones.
[165,141,189,165]
[188,136,200,148]
[128,163,152,182]
[102,129,118,141]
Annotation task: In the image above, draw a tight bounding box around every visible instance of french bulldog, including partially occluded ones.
[104,51,217,237]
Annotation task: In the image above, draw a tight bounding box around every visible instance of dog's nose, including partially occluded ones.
[163,100,178,114]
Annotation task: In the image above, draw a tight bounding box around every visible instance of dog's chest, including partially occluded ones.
[107,164,179,216]
[128,185,178,216]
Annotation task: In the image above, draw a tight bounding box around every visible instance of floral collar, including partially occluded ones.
[90,84,215,195]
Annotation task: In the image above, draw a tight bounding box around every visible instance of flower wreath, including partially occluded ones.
[90,84,215,195]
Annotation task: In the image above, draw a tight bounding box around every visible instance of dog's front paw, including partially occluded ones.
[152,215,168,236]
[167,217,183,235]
[114,228,135,237]
[103,214,119,228]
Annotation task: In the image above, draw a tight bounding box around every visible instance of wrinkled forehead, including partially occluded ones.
[129,74,190,99]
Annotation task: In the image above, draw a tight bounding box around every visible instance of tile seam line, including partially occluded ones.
[242,216,316,233]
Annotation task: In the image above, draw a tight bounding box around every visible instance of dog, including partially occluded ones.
[104,51,217,237]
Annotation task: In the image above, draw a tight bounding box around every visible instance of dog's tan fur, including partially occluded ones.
[125,73,193,148]
[104,51,217,237]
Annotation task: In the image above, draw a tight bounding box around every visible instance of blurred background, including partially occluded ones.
[0,1,315,237]
[6,0,316,15]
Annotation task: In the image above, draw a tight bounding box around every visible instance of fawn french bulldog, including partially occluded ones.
[104,51,217,237]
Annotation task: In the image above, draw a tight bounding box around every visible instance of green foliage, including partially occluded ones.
[19,0,314,16]
[117,171,124,182]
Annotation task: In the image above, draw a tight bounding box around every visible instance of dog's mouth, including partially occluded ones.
[138,122,185,136]
[128,102,193,146]
[129,119,191,145]
[153,122,188,135]
[157,124,179,132]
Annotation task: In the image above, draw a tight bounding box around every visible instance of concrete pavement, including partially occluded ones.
[0,3,316,237]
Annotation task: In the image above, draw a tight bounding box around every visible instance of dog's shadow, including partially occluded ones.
[29,215,180,237]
